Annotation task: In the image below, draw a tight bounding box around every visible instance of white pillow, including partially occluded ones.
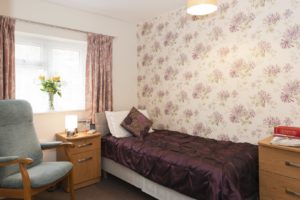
[105,111,131,138]
[105,109,153,138]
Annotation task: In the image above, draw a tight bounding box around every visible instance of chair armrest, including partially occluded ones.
[41,141,75,150]
[41,141,62,150]
[0,156,19,163]
[0,156,33,167]
[0,157,33,191]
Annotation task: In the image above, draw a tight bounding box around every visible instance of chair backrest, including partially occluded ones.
[0,100,43,178]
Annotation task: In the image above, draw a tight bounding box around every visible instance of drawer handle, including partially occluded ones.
[77,143,92,148]
[286,188,300,198]
[78,157,93,163]
[285,161,300,168]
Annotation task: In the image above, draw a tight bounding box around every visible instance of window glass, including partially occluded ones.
[16,44,42,64]
[15,33,86,113]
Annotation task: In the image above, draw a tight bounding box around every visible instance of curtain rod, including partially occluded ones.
[15,17,115,38]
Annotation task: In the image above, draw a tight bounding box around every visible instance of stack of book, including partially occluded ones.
[271,126,300,147]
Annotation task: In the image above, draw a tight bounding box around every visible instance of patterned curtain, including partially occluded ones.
[86,33,113,123]
[0,16,15,99]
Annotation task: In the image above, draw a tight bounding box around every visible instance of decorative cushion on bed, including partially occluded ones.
[105,109,154,138]
[121,107,153,137]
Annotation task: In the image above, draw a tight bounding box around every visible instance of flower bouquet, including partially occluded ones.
[39,75,62,110]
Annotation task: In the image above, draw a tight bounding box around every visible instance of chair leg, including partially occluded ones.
[23,188,32,200]
[69,171,75,200]
[19,162,32,200]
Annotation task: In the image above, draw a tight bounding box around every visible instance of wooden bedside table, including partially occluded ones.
[56,132,101,190]
[259,136,300,199]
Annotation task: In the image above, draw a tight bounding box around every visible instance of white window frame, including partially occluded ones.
[15,32,87,113]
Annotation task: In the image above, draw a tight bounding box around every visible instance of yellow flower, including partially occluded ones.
[52,76,61,82]
[39,75,45,81]
[38,75,62,98]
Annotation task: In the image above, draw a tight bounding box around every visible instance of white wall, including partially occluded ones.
[33,111,88,160]
[0,0,137,160]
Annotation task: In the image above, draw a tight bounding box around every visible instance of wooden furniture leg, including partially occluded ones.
[103,170,108,179]
[19,162,32,200]
[69,171,75,200]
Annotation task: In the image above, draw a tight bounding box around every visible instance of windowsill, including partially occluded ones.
[33,109,85,115]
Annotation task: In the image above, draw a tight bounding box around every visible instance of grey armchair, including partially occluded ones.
[0,100,75,200]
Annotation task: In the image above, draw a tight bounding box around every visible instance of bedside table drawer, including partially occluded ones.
[71,137,100,154]
[259,146,300,179]
[260,170,300,200]
[56,132,101,189]
[72,150,100,184]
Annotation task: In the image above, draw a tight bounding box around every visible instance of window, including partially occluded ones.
[15,33,87,113]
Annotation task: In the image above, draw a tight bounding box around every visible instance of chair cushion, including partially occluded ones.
[0,162,73,189]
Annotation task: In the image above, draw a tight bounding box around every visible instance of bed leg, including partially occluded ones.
[102,170,108,179]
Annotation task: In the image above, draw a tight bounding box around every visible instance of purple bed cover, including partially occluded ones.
[102,130,258,200]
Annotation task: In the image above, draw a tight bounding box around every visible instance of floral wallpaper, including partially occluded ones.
[136,0,300,144]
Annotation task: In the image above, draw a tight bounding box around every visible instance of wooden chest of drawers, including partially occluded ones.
[56,132,101,190]
[259,136,300,200]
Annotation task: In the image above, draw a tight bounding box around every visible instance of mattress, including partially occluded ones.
[102,130,258,200]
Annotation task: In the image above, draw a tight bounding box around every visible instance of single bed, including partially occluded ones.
[96,113,258,200]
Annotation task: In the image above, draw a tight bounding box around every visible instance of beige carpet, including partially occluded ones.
[6,175,156,200]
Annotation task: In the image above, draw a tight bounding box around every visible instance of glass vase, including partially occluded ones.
[48,93,54,111]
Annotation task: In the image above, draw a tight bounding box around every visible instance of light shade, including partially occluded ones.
[187,0,218,16]
[65,115,78,131]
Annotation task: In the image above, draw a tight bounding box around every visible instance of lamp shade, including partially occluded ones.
[65,115,78,131]
[187,0,218,16]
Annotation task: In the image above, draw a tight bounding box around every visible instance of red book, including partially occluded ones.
[274,126,300,138]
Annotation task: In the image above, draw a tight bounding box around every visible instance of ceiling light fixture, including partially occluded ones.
[187,0,218,16]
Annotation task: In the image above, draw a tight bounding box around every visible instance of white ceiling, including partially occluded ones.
[44,0,186,24]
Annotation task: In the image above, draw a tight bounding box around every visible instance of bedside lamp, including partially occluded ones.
[65,115,78,137]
